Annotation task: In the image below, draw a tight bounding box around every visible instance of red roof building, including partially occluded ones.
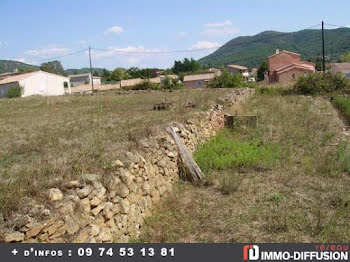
[267,50,315,84]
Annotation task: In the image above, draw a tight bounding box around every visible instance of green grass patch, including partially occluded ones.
[332,95,350,123]
[194,129,280,174]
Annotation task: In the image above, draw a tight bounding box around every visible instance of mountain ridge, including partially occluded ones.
[199,28,350,68]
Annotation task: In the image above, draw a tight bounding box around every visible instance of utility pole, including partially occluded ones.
[88,46,94,92]
[322,21,325,73]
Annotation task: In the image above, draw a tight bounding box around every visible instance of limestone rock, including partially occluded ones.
[77,185,93,198]
[116,182,129,198]
[91,224,100,237]
[26,224,45,239]
[65,180,80,189]
[80,198,91,213]
[74,228,91,243]
[97,228,112,242]
[91,205,104,216]
[113,160,124,168]
[119,199,130,214]
[5,232,25,242]
[65,215,80,235]
[48,188,63,201]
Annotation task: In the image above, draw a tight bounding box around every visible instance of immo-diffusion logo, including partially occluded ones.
[243,245,259,260]
[242,244,349,261]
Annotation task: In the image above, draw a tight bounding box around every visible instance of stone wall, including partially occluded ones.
[3,88,253,243]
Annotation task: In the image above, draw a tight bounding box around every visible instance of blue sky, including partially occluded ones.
[0,0,349,70]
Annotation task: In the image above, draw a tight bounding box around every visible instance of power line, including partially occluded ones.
[324,23,350,29]
[35,49,88,63]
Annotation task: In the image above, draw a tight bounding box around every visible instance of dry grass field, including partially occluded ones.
[140,94,350,242]
[0,89,230,215]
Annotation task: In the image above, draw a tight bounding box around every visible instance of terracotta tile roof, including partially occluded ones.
[276,63,315,74]
[183,73,216,82]
[268,50,301,59]
[226,64,248,70]
[0,71,39,85]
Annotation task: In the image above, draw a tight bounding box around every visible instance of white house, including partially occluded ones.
[0,70,71,97]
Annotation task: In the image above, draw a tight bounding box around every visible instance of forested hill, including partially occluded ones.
[198,28,350,68]
[0,60,38,74]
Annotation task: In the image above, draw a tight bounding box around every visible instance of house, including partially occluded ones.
[268,49,315,84]
[69,73,101,87]
[209,68,221,76]
[0,70,71,98]
[226,64,249,80]
[183,73,216,88]
[329,63,350,78]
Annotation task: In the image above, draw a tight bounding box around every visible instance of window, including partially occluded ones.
[292,74,296,79]
[196,80,203,87]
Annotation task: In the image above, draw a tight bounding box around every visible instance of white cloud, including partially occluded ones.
[201,19,239,37]
[0,41,8,47]
[105,25,124,34]
[190,41,220,50]
[91,46,167,59]
[177,31,189,37]
[204,20,232,27]
[24,47,70,57]
[201,27,239,37]
[90,45,169,66]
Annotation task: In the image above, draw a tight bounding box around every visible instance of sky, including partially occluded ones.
[0,0,349,70]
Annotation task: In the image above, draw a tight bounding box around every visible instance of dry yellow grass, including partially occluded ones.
[0,88,230,215]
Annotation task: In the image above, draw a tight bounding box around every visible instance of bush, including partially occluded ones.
[208,69,243,88]
[6,84,22,98]
[293,72,350,95]
[131,80,160,90]
[162,76,183,90]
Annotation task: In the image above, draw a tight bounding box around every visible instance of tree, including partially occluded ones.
[93,70,99,77]
[172,58,202,73]
[110,68,130,81]
[340,51,350,62]
[208,69,243,88]
[257,60,268,81]
[40,60,66,76]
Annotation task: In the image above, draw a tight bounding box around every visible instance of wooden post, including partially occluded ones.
[167,126,204,181]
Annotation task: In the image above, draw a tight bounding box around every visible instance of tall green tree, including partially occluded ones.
[257,60,268,81]
[172,58,202,73]
[110,68,130,81]
[40,60,66,76]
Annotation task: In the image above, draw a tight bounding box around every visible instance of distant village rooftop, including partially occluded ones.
[183,73,216,82]
[226,64,248,70]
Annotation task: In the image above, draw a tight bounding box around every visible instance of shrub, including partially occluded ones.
[208,69,243,88]
[6,84,22,98]
[163,76,183,90]
[293,72,350,95]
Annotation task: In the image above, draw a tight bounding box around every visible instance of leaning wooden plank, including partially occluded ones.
[167,126,204,181]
